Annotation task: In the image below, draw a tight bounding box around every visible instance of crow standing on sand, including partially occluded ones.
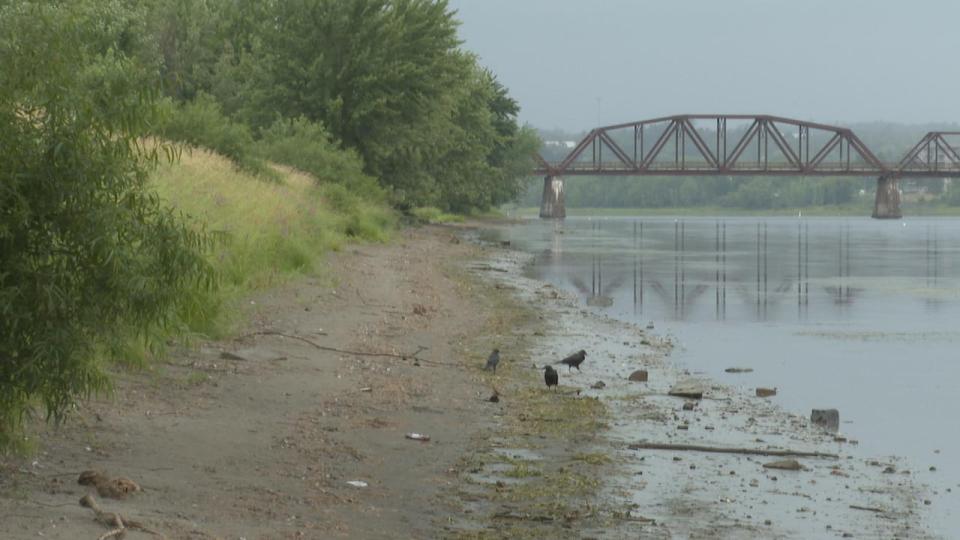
[484,348,500,373]
[559,350,587,372]
[543,365,559,390]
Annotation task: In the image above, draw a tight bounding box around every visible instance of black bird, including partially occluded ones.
[484,348,500,373]
[543,365,559,390]
[559,350,587,372]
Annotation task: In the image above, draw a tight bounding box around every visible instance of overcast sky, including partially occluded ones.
[448,0,960,132]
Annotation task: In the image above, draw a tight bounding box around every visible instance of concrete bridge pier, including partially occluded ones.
[872,175,902,219]
[539,175,565,219]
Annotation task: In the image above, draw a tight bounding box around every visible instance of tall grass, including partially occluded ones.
[150,147,395,335]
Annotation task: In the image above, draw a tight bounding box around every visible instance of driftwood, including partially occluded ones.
[79,494,164,539]
[492,511,554,522]
[850,504,885,513]
[628,442,838,459]
[236,331,442,365]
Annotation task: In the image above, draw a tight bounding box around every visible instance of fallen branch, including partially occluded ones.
[628,442,838,459]
[237,331,445,366]
[492,511,554,522]
[849,504,885,513]
[80,494,165,539]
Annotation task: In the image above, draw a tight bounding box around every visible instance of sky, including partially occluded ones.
[448,0,960,133]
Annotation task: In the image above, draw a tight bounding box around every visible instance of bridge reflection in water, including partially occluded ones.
[523,217,953,324]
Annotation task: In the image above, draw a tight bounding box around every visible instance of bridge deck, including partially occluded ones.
[535,115,960,179]
[537,163,960,177]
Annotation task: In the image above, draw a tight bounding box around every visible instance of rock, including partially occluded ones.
[668,381,704,399]
[219,351,248,361]
[586,296,614,307]
[628,370,649,382]
[591,381,606,390]
[763,459,802,471]
[755,387,777,398]
[488,393,500,403]
[811,409,840,432]
[646,321,655,330]
[682,401,696,411]
[725,367,754,373]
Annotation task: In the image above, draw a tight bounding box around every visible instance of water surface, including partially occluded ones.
[490,215,960,535]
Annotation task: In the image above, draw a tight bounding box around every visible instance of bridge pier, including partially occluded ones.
[539,175,566,219]
[872,175,902,219]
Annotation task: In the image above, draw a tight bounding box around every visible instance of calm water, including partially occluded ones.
[491,216,960,534]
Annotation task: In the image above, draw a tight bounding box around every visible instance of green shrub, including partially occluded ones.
[0,1,214,449]
[156,93,275,178]
[257,117,384,199]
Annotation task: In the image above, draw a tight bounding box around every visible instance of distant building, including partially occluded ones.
[544,140,577,149]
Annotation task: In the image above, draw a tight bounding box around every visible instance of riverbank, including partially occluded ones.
[452,225,932,539]
[0,223,933,538]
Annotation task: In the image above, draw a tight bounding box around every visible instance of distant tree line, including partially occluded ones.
[520,175,869,209]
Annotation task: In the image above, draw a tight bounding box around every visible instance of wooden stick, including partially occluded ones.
[628,442,838,459]
[236,331,444,365]
[849,504,885,513]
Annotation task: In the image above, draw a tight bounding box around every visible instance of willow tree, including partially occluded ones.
[0,1,212,449]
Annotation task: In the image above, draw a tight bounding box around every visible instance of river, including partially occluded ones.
[486,215,959,536]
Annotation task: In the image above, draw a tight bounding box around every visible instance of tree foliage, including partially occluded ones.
[0,0,536,448]
[0,1,213,447]
[142,0,537,211]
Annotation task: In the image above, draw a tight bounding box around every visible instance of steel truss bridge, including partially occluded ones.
[533,114,960,219]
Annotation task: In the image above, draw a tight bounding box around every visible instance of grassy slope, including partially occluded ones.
[150,146,395,335]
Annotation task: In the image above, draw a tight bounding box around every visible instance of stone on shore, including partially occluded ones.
[669,381,704,399]
[763,459,803,471]
[628,370,649,382]
[811,409,840,432]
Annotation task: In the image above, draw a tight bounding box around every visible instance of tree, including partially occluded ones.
[0,0,212,449]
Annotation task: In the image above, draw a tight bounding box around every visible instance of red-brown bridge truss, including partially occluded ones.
[534,114,960,178]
